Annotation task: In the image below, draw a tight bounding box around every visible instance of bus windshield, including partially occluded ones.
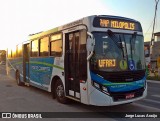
[90,32,145,72]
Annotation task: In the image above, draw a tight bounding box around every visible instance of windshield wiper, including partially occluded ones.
[107,30,123,49]
[130,32,137,60]
[119,34,125,60]
[107,30,125,59]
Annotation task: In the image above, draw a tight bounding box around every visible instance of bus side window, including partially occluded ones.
[31,39,39,57]
[40,36,49,57]
[50,33,62,57]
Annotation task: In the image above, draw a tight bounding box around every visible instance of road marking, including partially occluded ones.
[143,98,160,104]
[133,103,160,111]
[147,80,160,84]
[152,95,160,98]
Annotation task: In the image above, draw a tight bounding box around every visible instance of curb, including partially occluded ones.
[147,80,160,84]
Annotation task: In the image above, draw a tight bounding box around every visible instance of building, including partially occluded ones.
[144,42,150,66]
[154,32,160,41]
[144,32,160,69]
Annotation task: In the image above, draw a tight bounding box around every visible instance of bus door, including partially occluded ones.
[23,43,30,83]
[65,30,87,99]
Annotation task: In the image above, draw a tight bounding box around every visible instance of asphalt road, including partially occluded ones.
[0,65,160,121]
[136,80,160,109]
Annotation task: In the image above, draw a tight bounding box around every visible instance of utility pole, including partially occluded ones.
[150,0,159,57]
[151,0,160,77]
[149,0,159,76]
[151,0,159,46]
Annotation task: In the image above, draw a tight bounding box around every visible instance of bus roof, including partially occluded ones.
[96,15,139,23]
[28,27,59,40]
[28,15,141,40]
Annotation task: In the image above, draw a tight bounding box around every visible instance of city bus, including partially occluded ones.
[6,15,147,106]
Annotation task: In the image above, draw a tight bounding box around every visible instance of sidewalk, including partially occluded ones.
[147,80,160,84]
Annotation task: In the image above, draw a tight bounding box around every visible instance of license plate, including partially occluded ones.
[126,93,135,99]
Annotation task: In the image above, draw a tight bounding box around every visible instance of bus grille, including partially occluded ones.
[110,88,144,102]
[96,70,145,83]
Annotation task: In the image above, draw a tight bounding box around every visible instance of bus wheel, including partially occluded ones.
[55,79,68,104]
[16,71,23,86]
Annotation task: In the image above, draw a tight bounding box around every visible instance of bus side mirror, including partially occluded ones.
[86,32,95,60]
[86,38,95,52]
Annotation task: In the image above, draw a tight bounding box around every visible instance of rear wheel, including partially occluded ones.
[16,71,23,86]
[55,79,68,104]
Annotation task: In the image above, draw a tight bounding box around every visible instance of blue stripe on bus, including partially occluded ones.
[90,71,146,92]
[29,57,54,85]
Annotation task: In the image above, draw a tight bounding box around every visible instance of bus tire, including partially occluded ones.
[16,71,23,86]
[55,79,68,104]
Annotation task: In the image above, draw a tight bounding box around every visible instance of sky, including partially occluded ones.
[1,0,160,50]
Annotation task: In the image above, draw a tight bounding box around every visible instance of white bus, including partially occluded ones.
[6,15,147,106]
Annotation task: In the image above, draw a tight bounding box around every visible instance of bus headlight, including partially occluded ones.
[92,81,110,95]
[93,82,100,89]
[102,86,108,93]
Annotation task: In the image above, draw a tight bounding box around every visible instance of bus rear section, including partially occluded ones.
[6,42,30,86]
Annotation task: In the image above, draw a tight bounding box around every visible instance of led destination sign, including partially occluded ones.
[100,19,135,30]
[98,59,116,68]
[93,17,142,31]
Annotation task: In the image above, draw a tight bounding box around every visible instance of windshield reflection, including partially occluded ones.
[90,32,145,72]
